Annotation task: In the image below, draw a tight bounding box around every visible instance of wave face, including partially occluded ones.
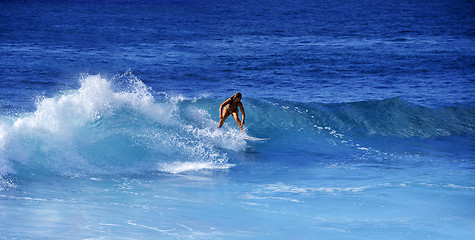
[259,97,475,139]
[1,75,474,189]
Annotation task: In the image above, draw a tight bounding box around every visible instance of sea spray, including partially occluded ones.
[0,74,241,179]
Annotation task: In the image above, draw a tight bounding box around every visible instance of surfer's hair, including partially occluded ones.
[230,92,242,101]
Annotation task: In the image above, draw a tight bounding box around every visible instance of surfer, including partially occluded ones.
[218,92,246,131]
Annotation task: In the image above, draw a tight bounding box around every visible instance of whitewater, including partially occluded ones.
[0,74,241,179]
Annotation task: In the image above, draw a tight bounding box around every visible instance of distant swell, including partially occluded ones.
[1,74,474,189]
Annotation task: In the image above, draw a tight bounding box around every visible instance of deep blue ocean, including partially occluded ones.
[1,0,474,239]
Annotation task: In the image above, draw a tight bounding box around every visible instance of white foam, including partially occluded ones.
[261,183,370,194]
[14,76,109,134]
[126,220,171,234]
[158,161,234,174]
[445,184,475,190]
[10,74,175,136]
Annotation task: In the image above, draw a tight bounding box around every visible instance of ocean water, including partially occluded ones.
[0,0,474,239]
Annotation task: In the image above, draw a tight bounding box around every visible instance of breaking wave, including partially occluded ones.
[1,74,473,189]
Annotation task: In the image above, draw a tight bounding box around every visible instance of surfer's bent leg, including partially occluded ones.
[218,109,231,128]
[232,112,243,131]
